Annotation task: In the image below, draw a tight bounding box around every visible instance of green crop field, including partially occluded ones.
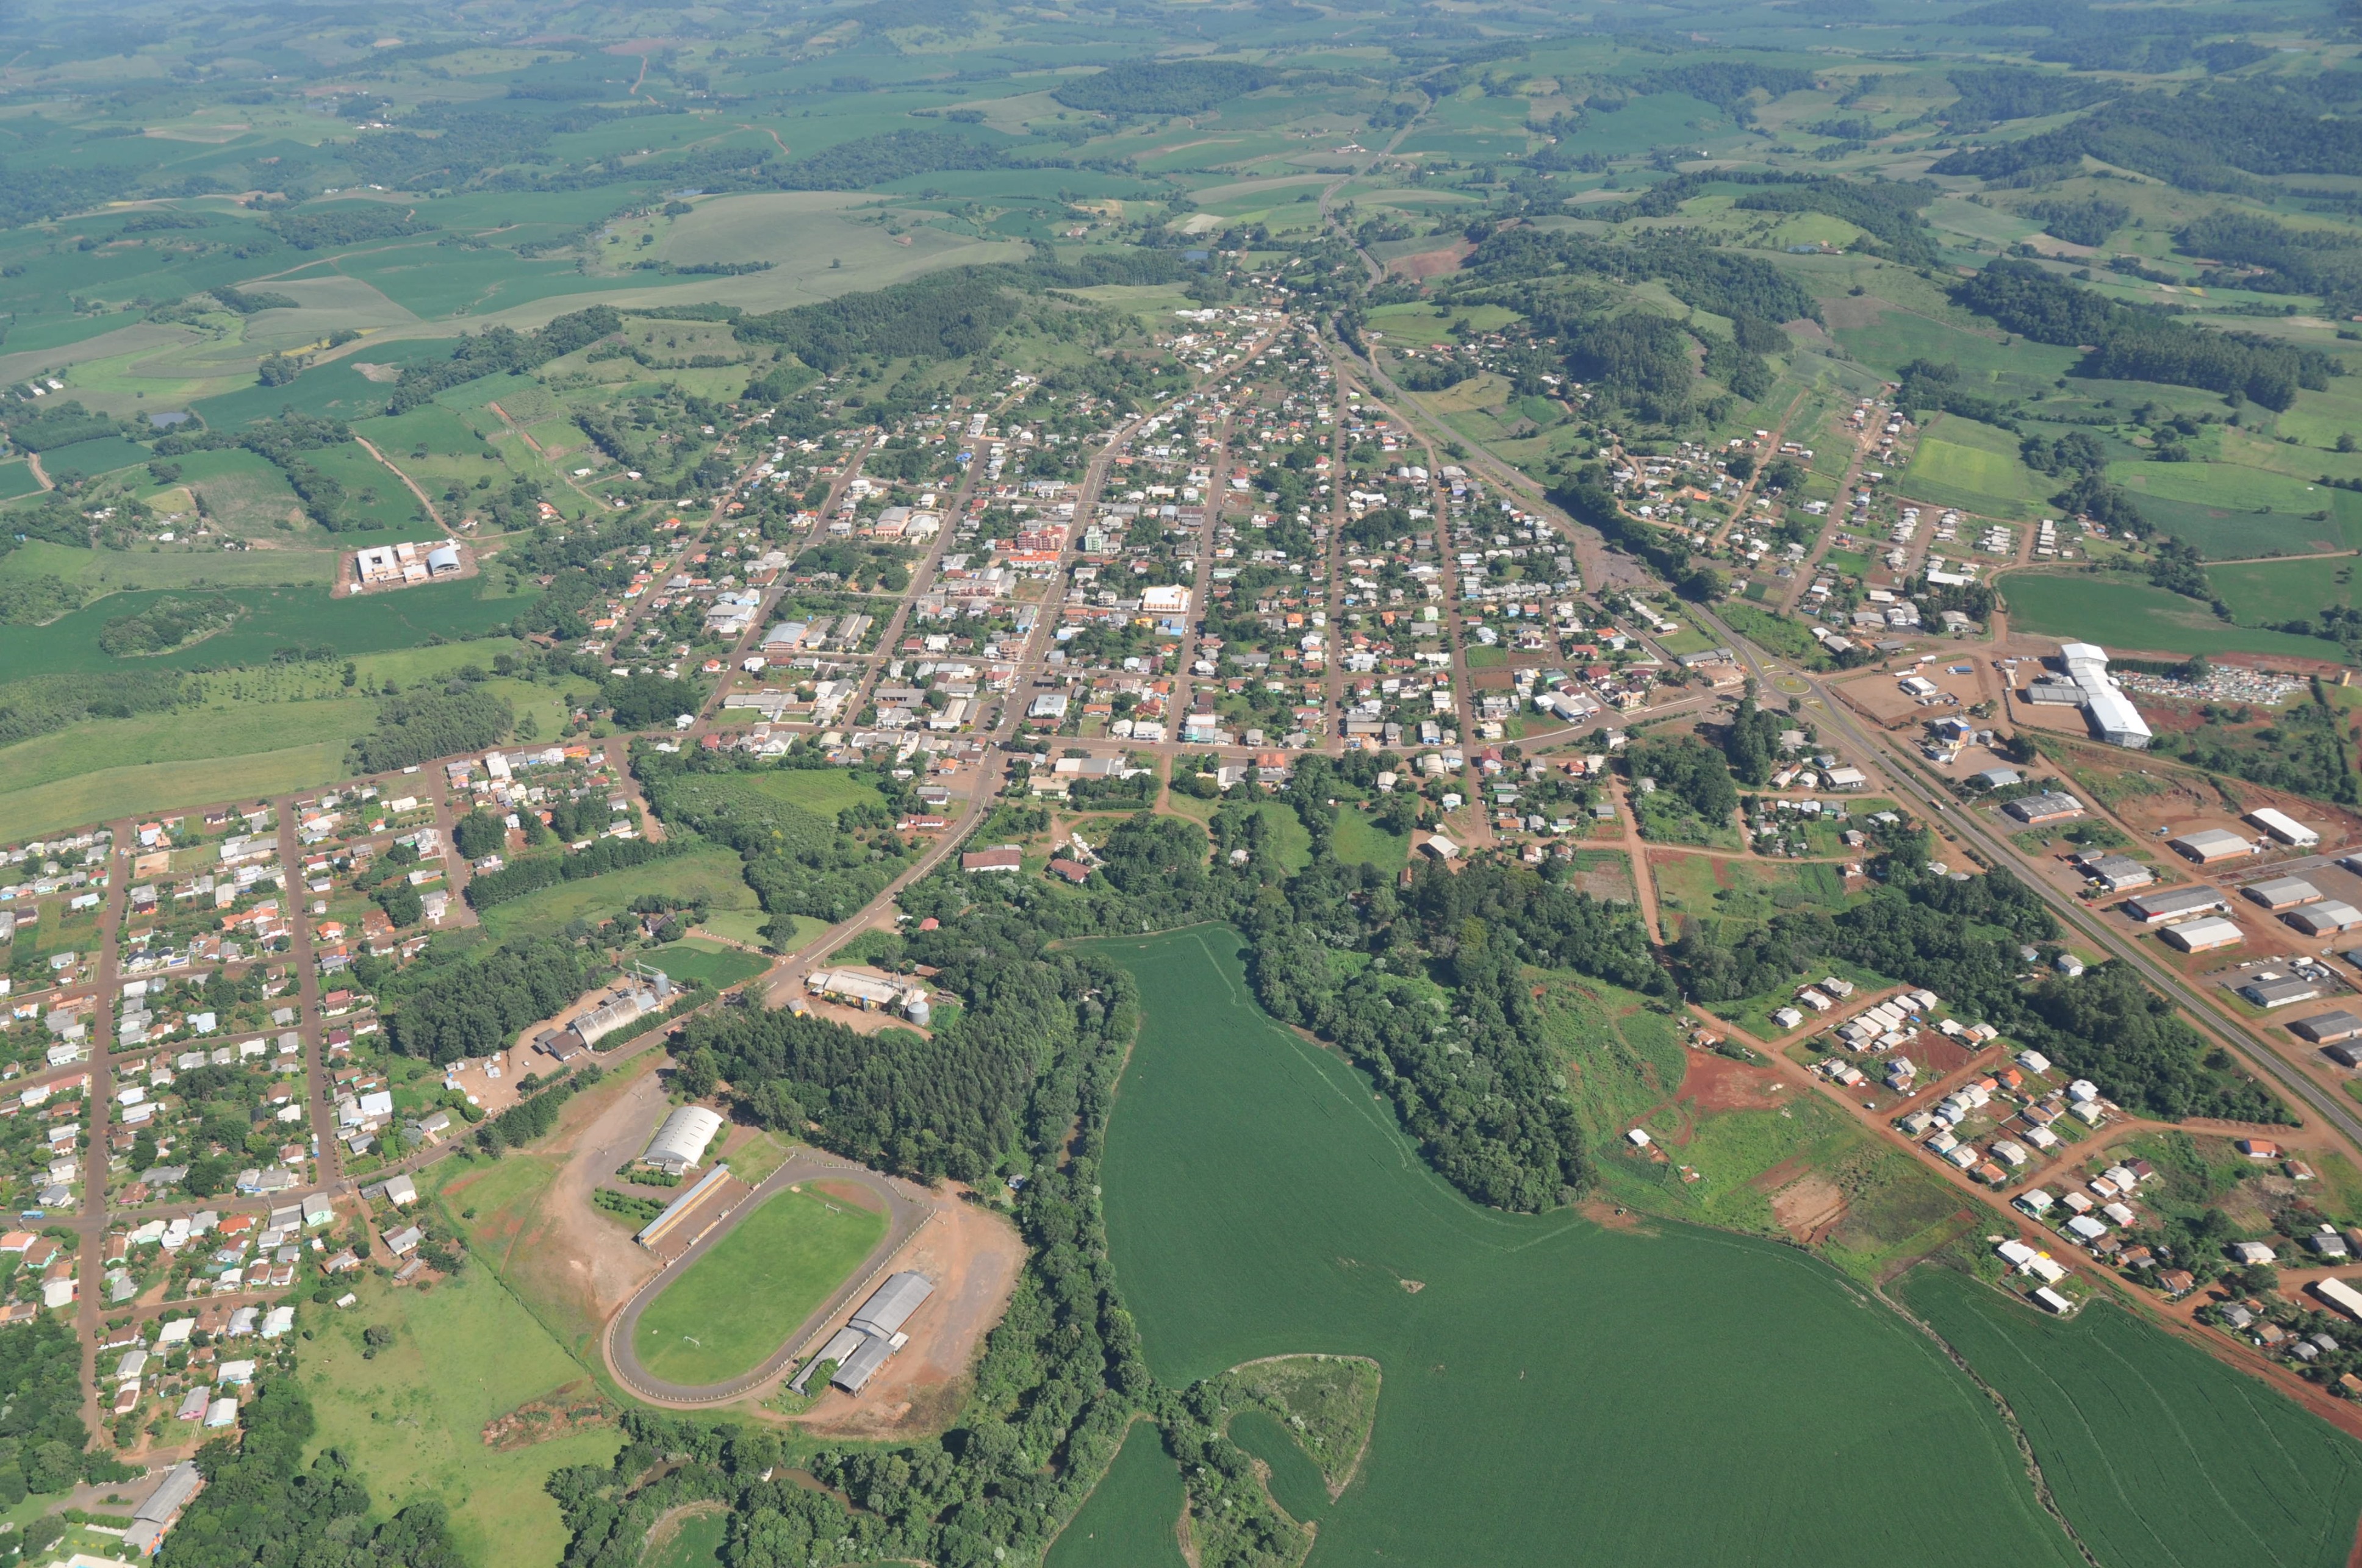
[630,1183,888,1386]
[2213,557,2362,626]
[0,739,354,842]
[478,846,759,941]
[0,696,375,837]
[1900,414,2050,518]
[1903,1268,2362,1567]
[2123,492,2344,560]
[1085,926,2089,1567]
[640,937,768,992]
[301,1268,622,1568]
[1044,1420,1188,1568]
[2003,573,2349,660]
[0,578,532,676]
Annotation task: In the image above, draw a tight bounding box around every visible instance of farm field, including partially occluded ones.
[1898,413,2050,518]
[2001,573,2349,660]
[477,846,760,942]
[0,737,354,842]
[738,767,888,817]
[630,1183,888,1386]
[1902,1267,2362,1568]
[0,578,531,676]
[2212,557,2362,626]
[1089,926,2089,1567]
[1043,1420,1189,1568]
[300,1267,622,1568]
[0,696,375,839]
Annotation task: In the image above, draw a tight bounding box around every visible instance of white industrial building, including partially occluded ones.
[2028,642,2151,748]
[641,1104,725,1175]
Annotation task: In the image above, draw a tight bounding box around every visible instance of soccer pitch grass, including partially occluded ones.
[1903,1267,2362,1568]
[630,1183,887,1386]
[1088,926,2091,1567]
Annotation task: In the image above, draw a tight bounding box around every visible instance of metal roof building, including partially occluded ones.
[2056,642,2153,750]
[2160,915,2244,953]
[2242,876,2323,911]
[2248,807,2321,848]
[2293,1009,2362,1045]
[642,1104,724,1173]
[832,1332,900,1393]
[2170,828,2254,864]
[850,1271,934,1337]
[2122,886,2228,924]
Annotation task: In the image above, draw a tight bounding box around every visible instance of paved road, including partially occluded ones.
[601,1153,931,1405]
[1692,598,2362,1155]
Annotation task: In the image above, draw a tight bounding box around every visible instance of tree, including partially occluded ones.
[453,809,506,861]
[674,1047,719,1100]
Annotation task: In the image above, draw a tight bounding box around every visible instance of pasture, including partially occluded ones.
[1044,1420,1188,1568]
[1088,927,2091,1567]
[1329,807,1409,873]
[630,1183,888,1386]
[301,1267,622,1568]
[0,739,354,842]
[478,846,760,942]
[738,767,888,817]
[2001,573,2349,660]
[1903,1267,2362,1568]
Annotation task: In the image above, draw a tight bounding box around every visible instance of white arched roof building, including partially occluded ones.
[642,1104,724,1174]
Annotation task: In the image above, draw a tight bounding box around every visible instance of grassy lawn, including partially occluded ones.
[1331,807,1410,873]
[738,767,888,817]
[301,1269,620,1568]
[480,846,759,941]
[631,1183,888,1386]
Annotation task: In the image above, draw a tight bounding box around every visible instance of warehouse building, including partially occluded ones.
[2074,852,2153,892]
[2122,887,2229,925]
[2170,828,2255,864]
[642,1104,724,1175]
[123,1460,204,1556]
[789,1271,936,1397]
[2046,642,2153,750]
[2241,976,2322,1010]
[2247,807,2321,848]
[2005,791,2084,825]
[2293,1010,2362,1045]
[2289,902,2362,937]
[2242,876,2323,912]
[2161,916,2244,953]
